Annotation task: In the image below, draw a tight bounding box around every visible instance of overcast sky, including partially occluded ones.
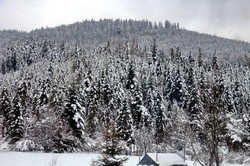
[0,0,250,42]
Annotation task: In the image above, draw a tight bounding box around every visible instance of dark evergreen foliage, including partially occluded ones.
[0,88,11,137]
[63,85,85,139]
[93,123,127,166]
[7,87,25,144]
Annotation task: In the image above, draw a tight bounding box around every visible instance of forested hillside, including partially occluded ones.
[0,19,249,165]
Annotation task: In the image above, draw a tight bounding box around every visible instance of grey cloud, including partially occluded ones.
[118,0,250,42]
[0,0,249,42]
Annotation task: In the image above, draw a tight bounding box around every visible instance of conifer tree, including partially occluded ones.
[7,91,24,144]
[92,123,127,166]
[212,52,219,71]
[10,51,18,71]
[0,88,11,137]
[198,48,203,68]
[184,65,204,133]
[85,84,99,138]
[125,63,136,90]
[151,39,157,64]
[233,81,245,117]
[170,69,183,104]
[201,75,227,166]
[130,88,143,129]
[116,99,134,144]
[1,60,6,74]
[243,113,250,139]
[154,91,165,142]
[17,82,28,111]
[99,71,112,106]
[63,85,86,139]
[162,69,172,100]
[49,84,65,115]
[39,80,49,105]
[40,40,50,58]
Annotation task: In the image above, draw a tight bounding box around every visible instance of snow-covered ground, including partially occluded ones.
[0,150,193,166]
[0,151,99,166]
[0,150,246,166]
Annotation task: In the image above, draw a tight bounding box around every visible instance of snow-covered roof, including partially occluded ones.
[146,153,186,166]
[138,153,159,166]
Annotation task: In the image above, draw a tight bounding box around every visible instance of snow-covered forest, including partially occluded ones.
[0,19,250,165]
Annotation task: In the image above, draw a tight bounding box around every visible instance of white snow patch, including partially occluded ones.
[15,140,36,152]
[0,152,246,166]
[231,134,242,143]
[0,141,9,150]
[147,153,186,166]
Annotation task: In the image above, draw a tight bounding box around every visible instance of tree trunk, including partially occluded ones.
[214,142,220,166]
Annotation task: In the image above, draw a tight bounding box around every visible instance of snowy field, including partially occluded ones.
[0,151,195,166]
[0,151,246,166]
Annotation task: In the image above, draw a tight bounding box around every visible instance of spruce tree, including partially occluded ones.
[92,123,127,166]
[154,91,165,142]
[201,74,227,166]
[63,85,86,139]
[39,80,49,105]
[151,39,157,64]
[125,63,136,90]
[0,88,11,137]
[85,85,99,138]
[130,88,143,129]
[170,69,183,104]
[116,99,134,144]
[7,92,24,144]
[197,48,203,68]
[1,60,6,74]
[99,71,112,106]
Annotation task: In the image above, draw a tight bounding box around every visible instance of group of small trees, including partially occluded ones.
[0,83,25,144]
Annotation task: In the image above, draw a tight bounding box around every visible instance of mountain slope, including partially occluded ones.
[0,19,249,165]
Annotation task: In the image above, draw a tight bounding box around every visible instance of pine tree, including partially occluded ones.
[104,40,111,55]
[49,84,65,116]
[212,51,219,71]
[10,51,18,71]
[40,40,50,58]
[39,79,49,105]
[0,88,11,137]
[198,48,203,68]
[125,63,136,90]
[156,60,162,77]
[1,60,6,74]
[170,69,183,104]
[184,65,204,133]
[85,84,99,138]
[154,91,165,142]
[175,47,182,64]
[17,82,28,111]
[151,39,157,64]
[7,91,24,144]
[243,113,250,140]
[63,85,86,139]
[162,68,172,100]
[142,75,159,134]
[233,81,245,117]
[201,75,227,166]
[116,99,134,144]
[92,123,127,166]
[164,20,171,29]
[130,88,143,129]
[99,71,112,106]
